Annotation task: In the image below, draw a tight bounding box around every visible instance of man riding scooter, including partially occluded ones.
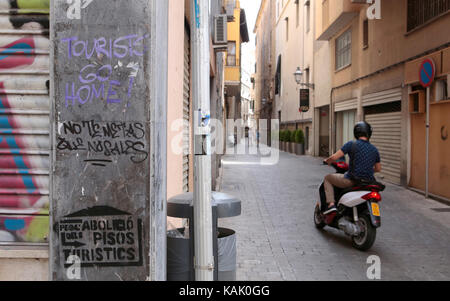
[322,121,382,215]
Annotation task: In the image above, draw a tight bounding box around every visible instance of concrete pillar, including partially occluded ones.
[50,0,168,281]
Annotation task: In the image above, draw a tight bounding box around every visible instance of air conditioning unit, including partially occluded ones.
[213,14,228,51]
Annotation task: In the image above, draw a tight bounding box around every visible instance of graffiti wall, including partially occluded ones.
[51,0,159,280]
[0,0,50,243]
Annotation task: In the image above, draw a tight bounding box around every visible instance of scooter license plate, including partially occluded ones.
[371,203,381,217]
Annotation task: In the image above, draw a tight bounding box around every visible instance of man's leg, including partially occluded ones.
[323,174,354,213]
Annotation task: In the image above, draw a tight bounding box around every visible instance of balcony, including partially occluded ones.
[317,0,364,41]
[225,66,241,85]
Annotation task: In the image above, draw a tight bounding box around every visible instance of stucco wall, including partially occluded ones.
[0,248,48,281]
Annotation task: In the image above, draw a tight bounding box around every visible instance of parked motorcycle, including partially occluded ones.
[314,160,385,251]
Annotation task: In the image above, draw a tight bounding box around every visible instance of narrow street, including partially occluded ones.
[218,147,450,281]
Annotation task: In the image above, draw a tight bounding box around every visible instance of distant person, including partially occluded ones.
[256,131,260,148]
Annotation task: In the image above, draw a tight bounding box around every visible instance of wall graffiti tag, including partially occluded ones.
[61,34,147,107]
[56,121,148,164]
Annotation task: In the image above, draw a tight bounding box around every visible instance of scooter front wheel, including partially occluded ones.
[314,203,326,229]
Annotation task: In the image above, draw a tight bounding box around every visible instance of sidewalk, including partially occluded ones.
[218,148,450,281]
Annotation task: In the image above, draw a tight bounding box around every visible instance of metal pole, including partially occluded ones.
[191,0,214,281]
[425,87,430,198]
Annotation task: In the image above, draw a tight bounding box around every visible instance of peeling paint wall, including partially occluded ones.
[0,0,50,244]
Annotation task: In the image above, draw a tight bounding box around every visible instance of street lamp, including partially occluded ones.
[293,67,315,89]
[294,67,303,85]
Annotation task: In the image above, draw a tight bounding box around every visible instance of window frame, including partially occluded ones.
[335,28,352,71]
[363,19,369,49]
[406,0,450,33]
[226,41,236,66]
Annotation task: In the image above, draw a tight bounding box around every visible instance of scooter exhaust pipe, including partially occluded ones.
[338,218,361,236]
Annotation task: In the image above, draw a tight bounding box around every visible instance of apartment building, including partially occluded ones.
[254,0,276,143]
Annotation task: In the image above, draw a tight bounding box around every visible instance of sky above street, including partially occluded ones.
[240,0,261,76]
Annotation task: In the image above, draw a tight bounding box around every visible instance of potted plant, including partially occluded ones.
[285,130,292,153]
[291,130,297,153]
[294,129,305,155]
[280,130,286,152]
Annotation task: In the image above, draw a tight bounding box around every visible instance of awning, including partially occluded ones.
[240,9,249,43]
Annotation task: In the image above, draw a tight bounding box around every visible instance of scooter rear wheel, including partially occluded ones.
[352,214,376,251]
[314,203,326,229]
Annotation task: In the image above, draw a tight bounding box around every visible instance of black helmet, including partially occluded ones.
[354,121,373,139]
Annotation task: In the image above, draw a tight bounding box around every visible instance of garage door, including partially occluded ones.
[365,112,402,184]
[0,2,50,244]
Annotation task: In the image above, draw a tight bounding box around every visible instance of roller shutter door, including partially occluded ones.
[365,112,402,185]
[183,28,190,193]
[0,2,50,244]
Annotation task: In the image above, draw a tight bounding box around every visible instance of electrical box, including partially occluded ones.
[409,90,426,114]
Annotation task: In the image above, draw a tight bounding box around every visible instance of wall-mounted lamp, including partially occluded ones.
[294,67,315,89]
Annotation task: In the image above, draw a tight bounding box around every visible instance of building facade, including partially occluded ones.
[254,0,317,153]
[253,0,276,144]
[224,0,249,145]
[241,68,255,134]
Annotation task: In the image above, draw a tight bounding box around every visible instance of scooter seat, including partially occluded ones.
[344,182,386,194]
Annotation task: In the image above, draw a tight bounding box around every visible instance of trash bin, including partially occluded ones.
[166,192,241,281]
[217,228,237,281]
[167,228,193,281]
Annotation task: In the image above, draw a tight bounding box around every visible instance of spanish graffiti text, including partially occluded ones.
[57,121,148,163]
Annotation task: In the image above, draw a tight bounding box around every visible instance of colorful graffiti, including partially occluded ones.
[8,0,50,31]
[0,0,50,243]
[0,79,49,243]
[0,37,35,69]
[0,209,49,243]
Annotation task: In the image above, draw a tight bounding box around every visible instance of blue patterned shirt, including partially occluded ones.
[341,139,381,181]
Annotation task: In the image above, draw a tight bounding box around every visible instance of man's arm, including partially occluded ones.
[374,162,382,173]
[324,150,345,165]
[374,149,381,173]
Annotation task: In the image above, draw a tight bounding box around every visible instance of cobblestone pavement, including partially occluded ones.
[218,147,450,281]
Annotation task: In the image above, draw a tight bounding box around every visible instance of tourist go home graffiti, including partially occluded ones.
[61,34,147,107]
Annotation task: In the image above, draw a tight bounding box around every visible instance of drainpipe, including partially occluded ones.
[329,87,335,156]
[191,0,214,281]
